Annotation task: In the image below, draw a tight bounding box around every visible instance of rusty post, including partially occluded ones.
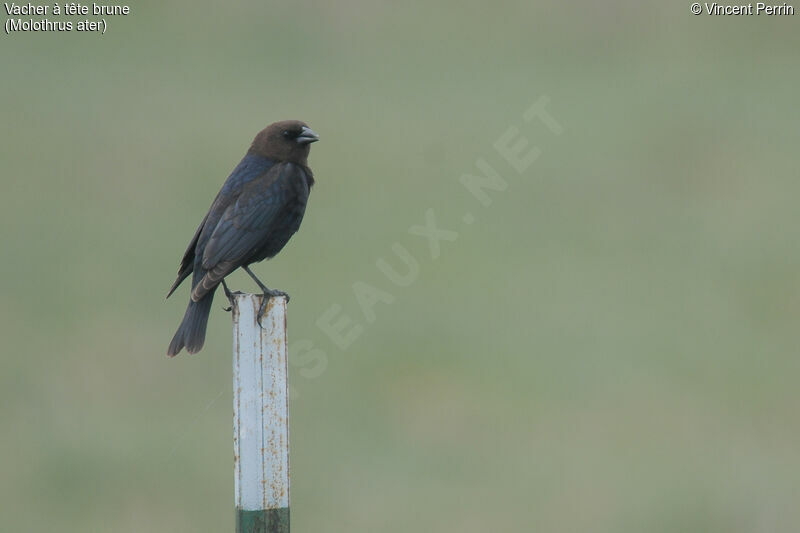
[232,293,290,533]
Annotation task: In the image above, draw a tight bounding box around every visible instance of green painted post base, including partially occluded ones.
[236,507,290,533]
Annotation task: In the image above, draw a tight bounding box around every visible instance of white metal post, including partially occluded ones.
[232,294,290,533]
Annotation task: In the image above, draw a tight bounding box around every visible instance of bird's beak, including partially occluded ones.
[297,126,320,145]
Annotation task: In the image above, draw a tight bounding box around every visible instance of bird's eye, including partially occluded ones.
[282,130,291,138]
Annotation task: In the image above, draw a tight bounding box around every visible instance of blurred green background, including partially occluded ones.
[2,1,799,531]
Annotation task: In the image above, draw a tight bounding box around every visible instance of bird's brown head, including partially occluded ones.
[249,120,319,165]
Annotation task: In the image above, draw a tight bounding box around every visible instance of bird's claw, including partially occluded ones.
[255,289,290,328]
[266,288,290,302]
[221,281,243,313]
[256,298,267,329]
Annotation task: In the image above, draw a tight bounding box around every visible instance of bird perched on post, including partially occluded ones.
[166,120,319,356]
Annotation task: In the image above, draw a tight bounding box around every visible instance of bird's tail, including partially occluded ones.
[167,289,216,357]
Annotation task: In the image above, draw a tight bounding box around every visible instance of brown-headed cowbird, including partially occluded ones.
[166,120,319,356]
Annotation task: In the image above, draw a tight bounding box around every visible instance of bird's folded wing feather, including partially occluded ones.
[201,163,292,272]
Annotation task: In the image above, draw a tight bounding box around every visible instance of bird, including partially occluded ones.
[166,120,319,356]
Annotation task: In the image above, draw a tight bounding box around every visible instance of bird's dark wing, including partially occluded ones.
[167,154,276,299]
[190,163,297,301]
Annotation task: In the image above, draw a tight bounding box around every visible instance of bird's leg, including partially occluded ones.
[242,265,290,328]
[221,279,242,312]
